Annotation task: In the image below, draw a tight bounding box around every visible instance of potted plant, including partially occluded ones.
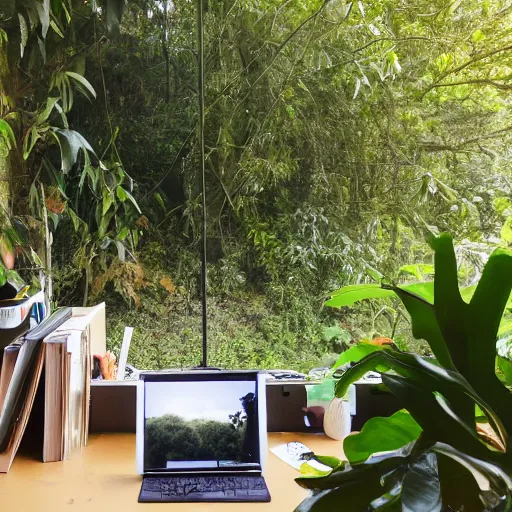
[295,233,512,511]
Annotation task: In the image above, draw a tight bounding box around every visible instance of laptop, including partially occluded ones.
[136,370,271,503]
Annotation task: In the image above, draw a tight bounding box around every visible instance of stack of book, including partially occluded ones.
[0,303,105,472]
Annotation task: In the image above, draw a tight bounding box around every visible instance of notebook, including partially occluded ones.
[136,370,271,503]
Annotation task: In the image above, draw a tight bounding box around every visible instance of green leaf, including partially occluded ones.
[501,217,512,243]
[344,410,422,464]
[102,188,114,216]
[123,188,141,213]
[116,226,129,241]
[494,197,512,216]
[322,325,350,343]
[433,443,512,507]
[299,462,332,477]
[497,356,512,386]
[399,264,434,280]
[65,71,96,100]
[466,247,512,431]
[22,126,40,160]
[312,455,345,470]
[327,281,436,309]
[67,207,80,232]
[326,284,395,307]
[381,374,498,462]
[296,453,408,490]
[116,186,127,202]
[0,265,6,287]
[0,119,16,150]
[471,29,486,43]
[401,453,441,512]
[98,210,114,238]
[50,17,64,38]
[106,0,126,35]
[391,286,453,368]
[334,350,506,443]
[18,13,28,57]
[332,343,385,370]
[35,0,50,39]
[36,97,59,124]
[113,240,126,261]
[51,129,95,173]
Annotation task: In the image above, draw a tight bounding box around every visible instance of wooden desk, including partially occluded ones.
[0,433,342,511]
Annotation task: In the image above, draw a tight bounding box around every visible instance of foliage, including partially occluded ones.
[0,0,142,304]
[144,414,245,468]
[5,0,512,372]
[295,234,512,511]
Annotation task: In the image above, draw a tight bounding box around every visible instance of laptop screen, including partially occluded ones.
[143,373,261,472]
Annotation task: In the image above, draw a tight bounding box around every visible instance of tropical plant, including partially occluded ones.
[0,0,142,305]
[295,233,512,511]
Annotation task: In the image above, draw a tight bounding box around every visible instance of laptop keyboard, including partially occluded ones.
[139,474,271,502]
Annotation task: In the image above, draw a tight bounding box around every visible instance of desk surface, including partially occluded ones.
[0,433,342,511]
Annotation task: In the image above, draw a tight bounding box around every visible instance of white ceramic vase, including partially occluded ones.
[323,397,351,441]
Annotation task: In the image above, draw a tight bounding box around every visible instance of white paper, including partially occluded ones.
[270,442,331,472]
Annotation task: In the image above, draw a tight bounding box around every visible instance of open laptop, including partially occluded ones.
[136,370,271,503]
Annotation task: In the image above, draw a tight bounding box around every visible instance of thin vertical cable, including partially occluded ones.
[197,0,208,368]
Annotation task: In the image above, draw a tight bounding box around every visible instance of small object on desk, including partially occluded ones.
[265,369,306,380]
[270,442,332,472]
[302,406,325,428]
[323,397,351,441]
[116,326,133,381]
[93,351,117,380]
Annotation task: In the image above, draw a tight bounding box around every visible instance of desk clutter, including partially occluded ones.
[0,302,105,472]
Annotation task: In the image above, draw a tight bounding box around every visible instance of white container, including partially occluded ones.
[323,397,352,441]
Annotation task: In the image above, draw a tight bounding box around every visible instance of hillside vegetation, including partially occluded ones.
[2,0,512,370]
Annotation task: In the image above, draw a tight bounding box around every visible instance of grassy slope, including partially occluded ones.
[105,290,333,373]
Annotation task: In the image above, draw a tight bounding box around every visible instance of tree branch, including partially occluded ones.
[430,78,512,91]
[436,43,512,82]
[352,36,433,54]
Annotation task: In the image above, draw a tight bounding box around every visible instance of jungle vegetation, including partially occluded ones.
[2,0,512,370]
[145,414,246,468]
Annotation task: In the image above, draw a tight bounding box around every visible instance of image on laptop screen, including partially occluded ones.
[144,379,260,472]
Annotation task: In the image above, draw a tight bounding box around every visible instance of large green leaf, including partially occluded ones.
[382,374,505,463]
[335,349,508,444]
[326,281,435,308]
[335,351,477,418]
[433,443,512,510]
[51,129,95,173]
[65,71,96,100]
[391,286,453,369]
[326,284,395,307]
[401,452,441,512]
[429,235,512,434]
[332,343,385,369]
[295,478,390,512]
[296,451,411,491]
[344,410,422,464]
